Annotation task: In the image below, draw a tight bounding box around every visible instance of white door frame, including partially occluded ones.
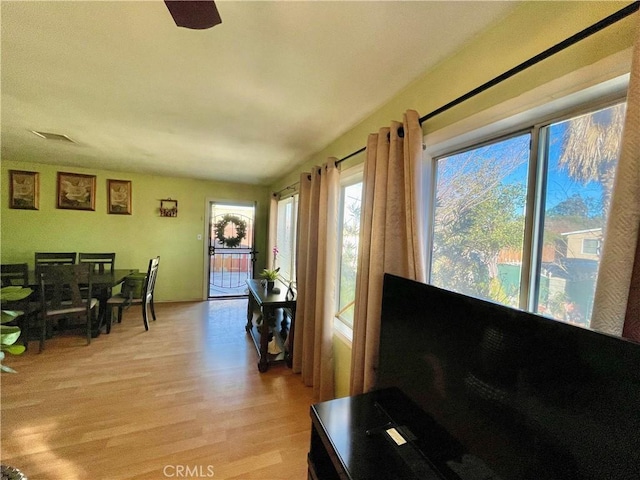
[202,197,256,299]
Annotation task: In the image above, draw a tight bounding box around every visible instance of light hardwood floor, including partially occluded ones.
[1,300,315,480]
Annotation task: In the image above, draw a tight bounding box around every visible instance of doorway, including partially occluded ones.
[208,202,256,298]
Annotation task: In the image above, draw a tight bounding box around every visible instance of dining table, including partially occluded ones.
[28,268,138,337]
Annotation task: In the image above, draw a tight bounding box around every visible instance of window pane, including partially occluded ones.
[431,134,530,308]
[536,103,626,327]
[582,238,600,255]
[276,196,297,283]
[337,181,363,327]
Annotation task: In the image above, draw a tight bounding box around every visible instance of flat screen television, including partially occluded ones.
[376,273,640,480]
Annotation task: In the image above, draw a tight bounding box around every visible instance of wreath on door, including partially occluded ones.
[214,214,247,248]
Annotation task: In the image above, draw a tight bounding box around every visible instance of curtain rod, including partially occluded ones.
[336,1,639,166]
[272,182,299,197]
[274,174,313,196]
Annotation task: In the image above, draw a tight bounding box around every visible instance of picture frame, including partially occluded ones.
[159,198,178,217]
[9,170,39,210]
[107,179,132,215]
[57,172,96,211]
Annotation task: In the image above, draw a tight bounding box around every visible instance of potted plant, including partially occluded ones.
[259,267,280,292]
[1,286,34,479]
[1,286,31,373]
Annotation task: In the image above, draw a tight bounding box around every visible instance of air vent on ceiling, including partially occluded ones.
[31,131,76,143]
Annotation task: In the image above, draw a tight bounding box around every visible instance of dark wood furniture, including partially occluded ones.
[34,252,77,276]
[315,273,640,480]
[78,252,116,273]
[37,264,98,352]
[309,387,444,480]
[79,253,116,324]
[245,278,296,372]
[1,263,30,288]
[107,256,160,332]
[29,269,135,290]
[28,268,137,336]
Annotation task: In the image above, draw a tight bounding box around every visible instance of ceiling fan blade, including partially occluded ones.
[164,1,222,30]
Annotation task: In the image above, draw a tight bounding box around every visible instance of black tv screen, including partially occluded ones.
[376,273,640,480]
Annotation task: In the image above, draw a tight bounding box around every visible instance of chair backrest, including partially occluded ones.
[1,263,29,287]
[35,252,77,277]
[39,264,92,311]
[78,253,116,274]
[143,257,160,302]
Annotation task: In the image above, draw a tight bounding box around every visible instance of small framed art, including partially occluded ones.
[159,198,178,217]
[108,179,132,214]
[9,170,39,210]
[57,172,96,210]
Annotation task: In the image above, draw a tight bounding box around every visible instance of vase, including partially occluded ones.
[266,280,275,292]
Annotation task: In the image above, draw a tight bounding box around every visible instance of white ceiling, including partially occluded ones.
[1,1,519,185]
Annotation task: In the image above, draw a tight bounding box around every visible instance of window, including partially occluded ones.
[275,195,298,284]
[582,238,600,255]
[431,134,530,308]
[430,101,626,328]
[535,102,625,326]
[335,166,364,340]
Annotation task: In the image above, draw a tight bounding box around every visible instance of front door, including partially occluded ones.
[208,203,256,298]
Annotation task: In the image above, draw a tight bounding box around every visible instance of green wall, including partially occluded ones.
[266,1,638,396]
[1,160,270,302]
[1,1,636,395]
[271,1,637,190]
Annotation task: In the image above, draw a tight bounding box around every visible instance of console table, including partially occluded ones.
[245,279,296,372]
[309,388,451,480]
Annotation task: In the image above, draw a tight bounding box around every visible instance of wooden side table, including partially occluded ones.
[309,388,446,480]
[245,279,296,372]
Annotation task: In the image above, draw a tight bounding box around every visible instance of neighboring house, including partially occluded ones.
[562,228,603,261]
[496,230,602,324]
[537,228,603,326]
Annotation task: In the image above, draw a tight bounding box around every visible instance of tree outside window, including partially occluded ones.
[431,101,626,328]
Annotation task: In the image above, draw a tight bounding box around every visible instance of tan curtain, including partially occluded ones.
[591,18,640,341]
[267,194,278,270]
[350,110,426,395]
[293,160,340,401]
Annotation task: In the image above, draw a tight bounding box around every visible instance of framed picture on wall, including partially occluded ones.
[57,172,96,210]
[107,179,132,214]
[9,170,39,210]
[159,198,178,217]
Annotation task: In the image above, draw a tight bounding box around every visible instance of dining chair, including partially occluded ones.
[34,252,77,277]
[1,263,30,288]
[1,263,40,350]
[78,253,116,329]
[38,263,98,352]
[106,256,160,332]
[78,253,116,273]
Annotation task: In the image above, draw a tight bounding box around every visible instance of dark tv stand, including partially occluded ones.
[308,388,447,480]
[310,274,640,479]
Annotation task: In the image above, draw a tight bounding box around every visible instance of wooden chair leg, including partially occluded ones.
[142,303,150,331]
[106,306,112,334]
[86,311,93,345]
[39,319,46,353]
[19,315,29,352]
